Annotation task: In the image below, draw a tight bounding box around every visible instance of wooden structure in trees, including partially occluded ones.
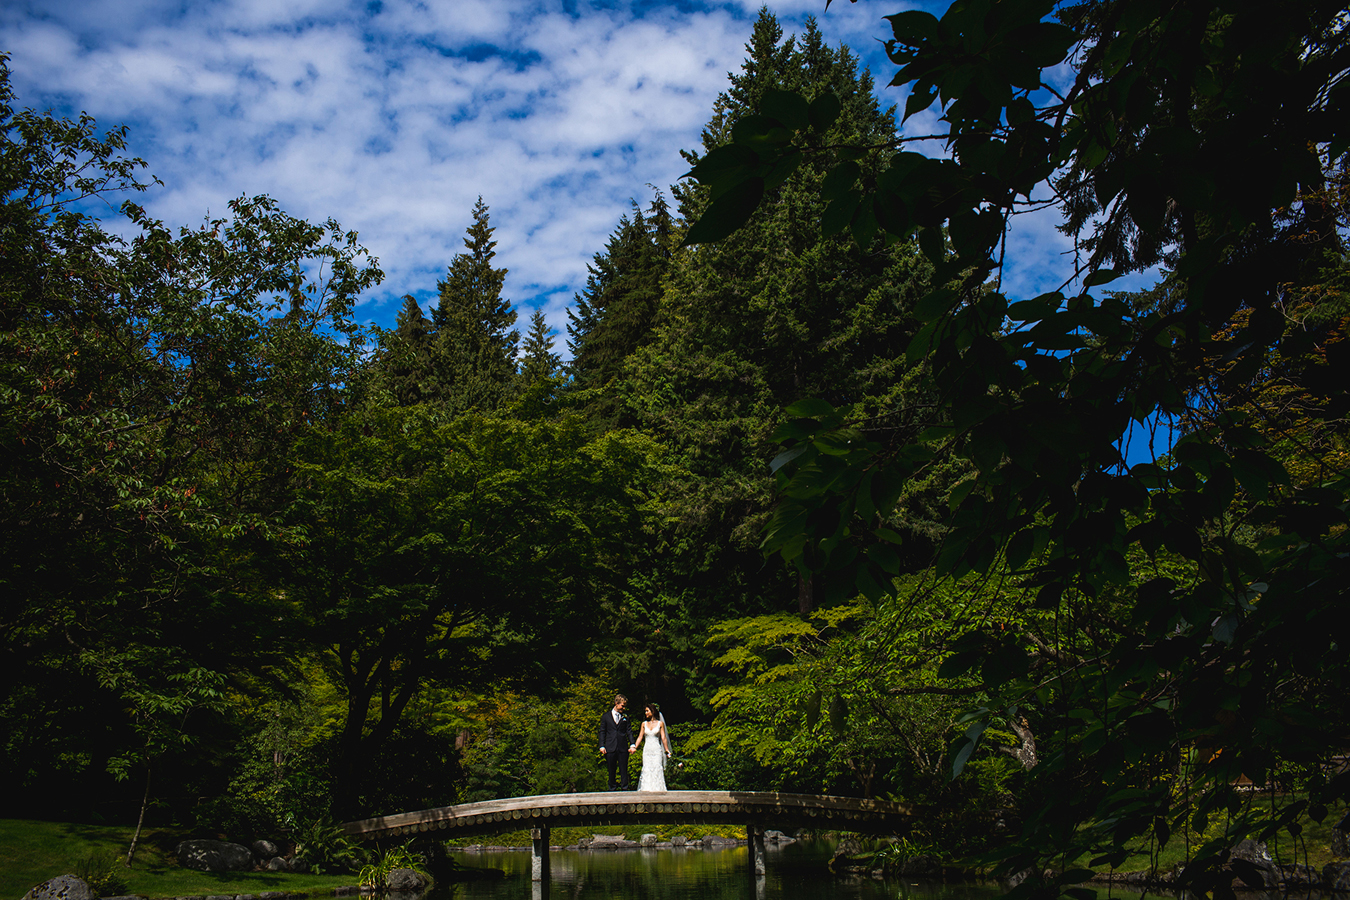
[340,790,913,881]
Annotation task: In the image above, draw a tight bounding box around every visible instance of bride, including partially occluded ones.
[632,703,672,792]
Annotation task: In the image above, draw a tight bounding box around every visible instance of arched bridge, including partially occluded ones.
[341,790,912,881]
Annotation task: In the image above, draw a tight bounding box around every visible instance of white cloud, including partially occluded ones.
[2,0,1114,352]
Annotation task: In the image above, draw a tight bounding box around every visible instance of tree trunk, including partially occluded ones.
[1007,717,1038,769]
[125,764,151,867]
[798,573,814,615]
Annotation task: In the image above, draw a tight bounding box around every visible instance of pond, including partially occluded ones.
[428,839,1006,900]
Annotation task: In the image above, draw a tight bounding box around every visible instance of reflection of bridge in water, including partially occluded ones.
[341,790,912,883]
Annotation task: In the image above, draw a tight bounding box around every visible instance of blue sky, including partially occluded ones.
[2,0,1145,350]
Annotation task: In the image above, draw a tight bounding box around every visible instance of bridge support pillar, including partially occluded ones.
[747,823,766,876]
[530,825,550,882]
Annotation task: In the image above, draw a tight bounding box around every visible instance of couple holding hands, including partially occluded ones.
[598,693,671,792]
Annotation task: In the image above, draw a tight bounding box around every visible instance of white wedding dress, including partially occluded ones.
[636,721,667,792]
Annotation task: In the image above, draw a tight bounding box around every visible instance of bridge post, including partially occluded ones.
[530,825,550,882]
[747,823,766,876]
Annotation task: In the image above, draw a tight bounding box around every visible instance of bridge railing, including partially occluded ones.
[342,789,911,840]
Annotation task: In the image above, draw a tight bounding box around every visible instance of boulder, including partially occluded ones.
[1332,814,1350,858]
[23,876,95,900]
[1273,864,1319,887]
[670,835,686,847]
[1324,862,1350,892]
[1226,838,1273,888]
[264,856,290,871]
[640,834,659,847]
[251,839,278,859]
[763,830,795,844]
[386,869,428,892]
[588,834,638,848]
[176,839,255,872]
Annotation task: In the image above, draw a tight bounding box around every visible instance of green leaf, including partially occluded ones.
[786,398,835,419]
[808,92,842,132]
[763,149,803,190]
[1059,870,1097,885]
[873,527,904,544]
[770,419,820,442]
[822,192,862,238]
[866,543,901,573]
[938,649,981,679]
[682,178,764,245]
[916,287,957,322]
[822,161,862,203]
[886,10,939,44]
[856,563,890,603]
[855,470,876,521]
[828,695,848,733]
[683,143,758,185]
[918,225,945,265]
[804,691,822,727]
[950,720,987,779]
[731,114,792,146]
[851,197,879,247]
[1006,528,1034,570]
[1083,268,1121,288]
[1007,292,1062,321]
[769,445,810,474]
[759,89,810,131]
[905,84,939,121]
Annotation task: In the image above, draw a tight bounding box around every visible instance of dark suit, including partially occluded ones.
[598,707,633,790]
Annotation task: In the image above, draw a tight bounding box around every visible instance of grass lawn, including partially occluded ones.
[0,820,357,900]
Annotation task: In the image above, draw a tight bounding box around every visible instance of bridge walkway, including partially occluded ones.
[341,790,913,882]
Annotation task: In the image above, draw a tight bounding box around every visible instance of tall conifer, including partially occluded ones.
[567,193,672,404]
[519,310,561,384]
[378,294,434,406]
[624,11,938,613]
[432,197,519,412]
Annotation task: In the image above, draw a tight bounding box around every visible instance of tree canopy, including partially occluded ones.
[685,0,1349,894]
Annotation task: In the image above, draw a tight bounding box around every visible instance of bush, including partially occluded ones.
[293,818,370,875]
[77,851,130,897]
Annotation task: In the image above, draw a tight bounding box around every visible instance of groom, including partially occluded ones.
[598,693,633,790]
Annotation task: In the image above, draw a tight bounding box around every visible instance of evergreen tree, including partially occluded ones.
[519,310,561,384]
[567,194,672,395]
[622,11,938,616]
[431,197,518,413]
[377,295,434,406]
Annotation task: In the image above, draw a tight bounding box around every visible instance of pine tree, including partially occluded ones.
[376,295,434,406]
[519,310,561,384]
[431,197,519,413]
[566,193,672,402]
[623,11,938,613]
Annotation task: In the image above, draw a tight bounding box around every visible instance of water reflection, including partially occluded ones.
[430,840,1005,900]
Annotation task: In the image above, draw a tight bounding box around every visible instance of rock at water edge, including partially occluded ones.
[387,869,429,892]
[23,876,95,900]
